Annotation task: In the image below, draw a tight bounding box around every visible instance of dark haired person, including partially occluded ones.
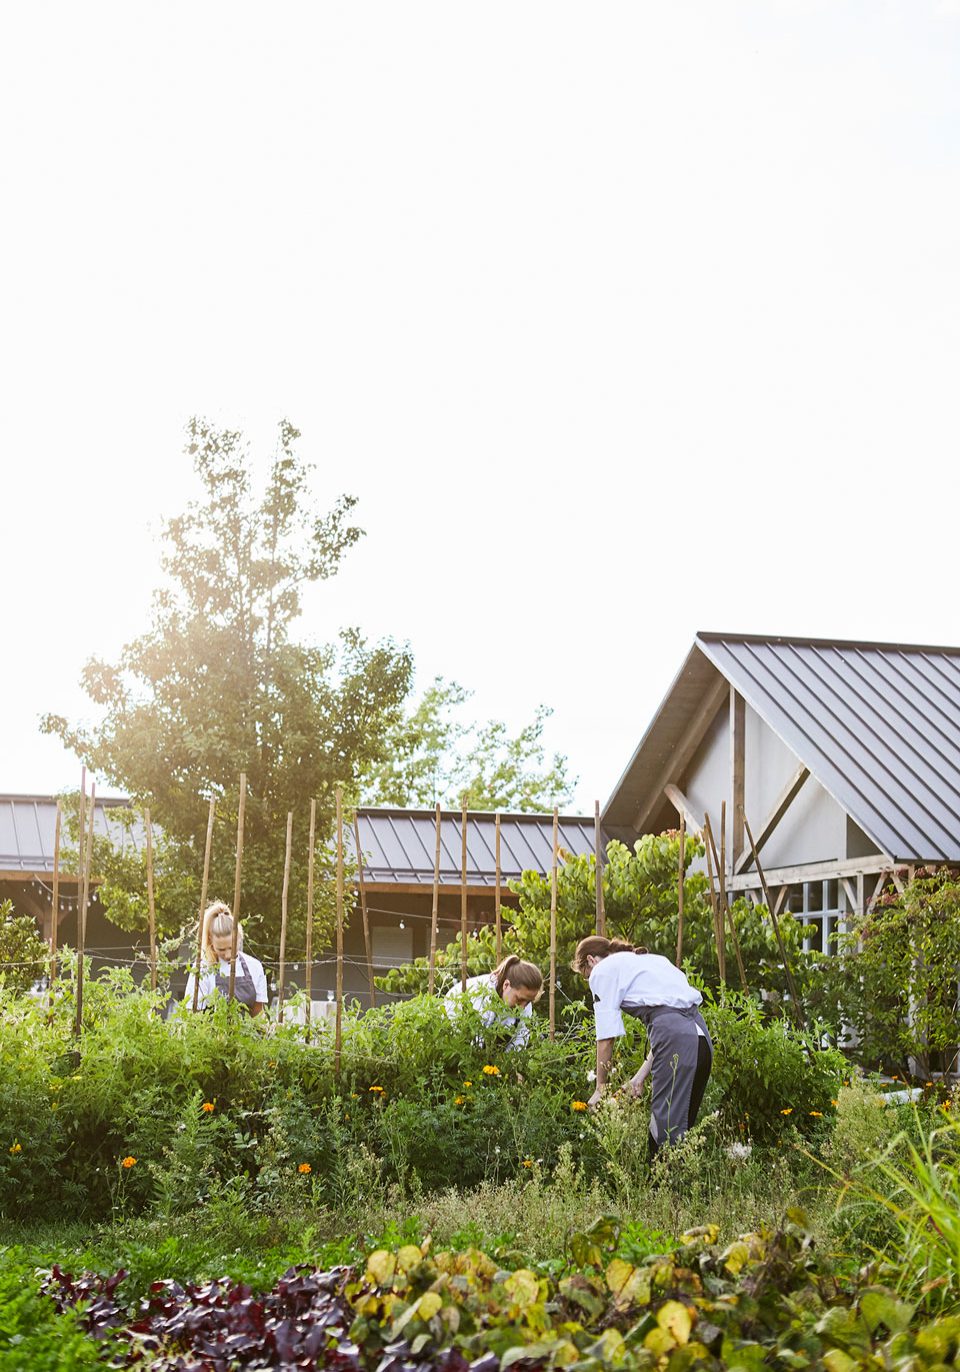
[573,935,712,1158]
[443,954,543,1051]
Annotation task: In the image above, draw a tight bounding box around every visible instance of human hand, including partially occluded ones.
[587,1088,604,1110]
[629,1068,650,1099]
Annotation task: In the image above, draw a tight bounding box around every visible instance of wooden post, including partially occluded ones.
[702,814,724,983]
[730,689,745,866]
[305,797,316,1027]
[549,806,558,1042]
[228,773,246,1000]
[353,814,375,1008]
[460,796,468,993]
[494,811,503,963]
[74,784,95,1037]
[277,810,293,1021]
[193,797,215,1012]
[594,801,605,936]
[335,788,344,1077]
[77,766,86,913]
[718,801,728,978]
[675,814,686,966]
[49,800,62,995]
[144,809,158,992]
[428,804,441,995]
[744,810,805,1028]
[703,814,728,985]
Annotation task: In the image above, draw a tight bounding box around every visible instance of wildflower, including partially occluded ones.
[726,1141,752,1162]
[121,1156,137,1169]
[463,1080,473,1088]
[454,1095,466,1106]
[831,1098,838,1107]
[201,1102,215,1113]
[369,1085,385,1093]
[586,1070,596,1083]
[522,1158,533,1168]
[780,1108,793,1116]
[351,1093,359,1099]
[344,1113,350,1120]
[298,1163,312,1174]
[925,1081,934,1088]
[482,1065,500,1077]
[571,1100,588,1112]
[8,1142,21,1155]
[809,1111,823,1117]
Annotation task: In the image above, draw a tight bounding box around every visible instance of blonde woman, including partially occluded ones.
[184,901,268,1016]
[443,954,543,1051]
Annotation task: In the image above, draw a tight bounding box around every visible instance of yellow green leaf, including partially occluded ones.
[822,1351,857,1372]
[366,1250,396,1286]
[720,1241,751,1276]
[504,1268,541,1308]
[657,1299,693,1345]
[606,1258,635,1297]
[397,1245,423,1274]
[418,1291,442,1321]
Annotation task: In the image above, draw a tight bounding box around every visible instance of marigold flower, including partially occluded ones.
[8,1142,21,1155]
[571,1100,588,1112]
[831,1099,839,1107]
[780,1108,793,1116]
[454,1095,466,1105]
[121,1156,137,1168]
[482,1065,500,1076]
[201,1102,215,1113]
[809,1111,823,1117]
[463,1080,473,1088]
[522,1158,533,1168]
[298,1162,312,1174]
[369,1085,385,1093]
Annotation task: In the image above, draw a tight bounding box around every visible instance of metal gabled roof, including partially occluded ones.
[0,794,143,874]
[695,633,960,864]
[349,808,606,886]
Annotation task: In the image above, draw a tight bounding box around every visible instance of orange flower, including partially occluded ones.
[201,1102,215,1113]
[809,1111,823,1117]
[454,1095,466,1105]
[571,1100,588,1112]
[831,1099,839,1107]
[482,1065,500,1077]
[121,1156,137,1169]
[298,1162,312,1174]
[522,1158,534,1168]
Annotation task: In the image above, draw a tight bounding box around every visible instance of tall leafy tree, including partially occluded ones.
[43,419,414,951]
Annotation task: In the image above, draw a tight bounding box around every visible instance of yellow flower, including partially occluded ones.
[201,1102,215,1113]
[925,1081,934,1088]
[809,1111,823,1117]
[8,1142,21,1155]
[571,1100,588,1113]
[780,1108,793,1116]
[298,1162,312,1174]
[344,1112,350,1121]
[831,1099,839,1107]
[522,1158,533,1168]
[350,1093,359,1099]
[454,1095,466,1106]
[369,1085,385,1093]
[121,1156,137,1169]
[482,1065,500,1076]
[463,1080,473,1088]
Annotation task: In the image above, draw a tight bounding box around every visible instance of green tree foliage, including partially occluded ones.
[363,677,574,811]
[0,899,47,994]
[42,419,414,951]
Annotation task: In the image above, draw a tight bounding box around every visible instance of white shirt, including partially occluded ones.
[588,951,701,1040]
[184,952,268,1010]
[443,972,533,1050]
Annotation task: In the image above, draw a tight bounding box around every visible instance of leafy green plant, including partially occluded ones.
[0,898,47,994]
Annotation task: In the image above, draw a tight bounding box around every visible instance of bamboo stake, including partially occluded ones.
[49,800,61,996]
[703,810,747,991]
[228,773,246,1000]
[595,800,606,936]
[494,812,502,963]
[354,814,375,1008]
[549,806,558,1042]
[305,798,316,1028]
[743,810,805,1028]
[702,815,724,982]
[428,804,441,995]
[335,789,344,1077]
[77,767,86,914]
[193,798,216,1012]
[144,808,157,992]
[277,810,293,1021]
[460,796,468,993]
[74,784,95,1037]
[703,814,727,985]
[675,814,686,966]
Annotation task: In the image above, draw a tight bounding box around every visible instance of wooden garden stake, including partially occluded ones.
[49,799,61,995]
[494,811,503,963]
[549,806,558,1042]
[335,788,344,1078]
[77,766,86,915]
[704,810,747,992]
[460,796,468,993]
[193,797,215,1012]
[74,783,95,1037]
[144,808,157,992]
[305,797,316,1027]
[702,815,724,983]
[228,773,246,1001]
[675,814,686,966]
[595,800,606,936]
[428,804,441,996]
[744,810,805,1027]
[277,810,293,1021]
[354,814,376,1008]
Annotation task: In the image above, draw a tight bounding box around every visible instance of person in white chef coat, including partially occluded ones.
[443,955,543,1052]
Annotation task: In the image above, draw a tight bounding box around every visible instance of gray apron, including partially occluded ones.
[214,953,259,1013]
[625,1003,713,1151]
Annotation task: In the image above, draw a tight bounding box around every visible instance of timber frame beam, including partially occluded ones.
[634,675,729,834]
[733,765,810,874]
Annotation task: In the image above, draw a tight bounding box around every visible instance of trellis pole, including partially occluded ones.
[549,806,558,1042]
[74,784,95,1037]
[227,773,246,1000]
[494,811,503,963]
[192,798,215,1012]
[305,797,316,1029]
[335,788,344,1078]
[460,796,468,993]
[675,814,686,966]
[595,800,605,936]
[144,808,157,992]
[744,810,804,1028]
[49,800,61,999]
[702,814,724,983]
[428,803,441,995]
[277,810,293,1021]
[354,814,376,1008]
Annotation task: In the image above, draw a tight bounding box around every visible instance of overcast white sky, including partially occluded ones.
[2,1,958,813]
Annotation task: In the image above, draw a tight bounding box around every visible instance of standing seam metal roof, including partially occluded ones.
[694,633,960,863]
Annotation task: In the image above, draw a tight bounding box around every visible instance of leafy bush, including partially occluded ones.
[0,898,47,994]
